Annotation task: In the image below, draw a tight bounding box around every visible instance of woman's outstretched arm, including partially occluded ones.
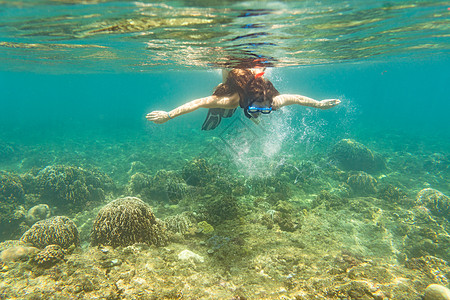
[272,94,340,110]
[146,93,240,124]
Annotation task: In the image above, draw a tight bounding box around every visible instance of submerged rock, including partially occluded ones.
[330,139,386,173]
[20,216,80,250]
[424,284,450,300]
[25,204,51,225]
[91,197,168,248]
[178,249,204,263]
[0,245,39,262]
[416,188,450,219]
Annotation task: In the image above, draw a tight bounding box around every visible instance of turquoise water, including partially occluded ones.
[0,0,449,216]
[0,1,450,298]
[1,61,449,186]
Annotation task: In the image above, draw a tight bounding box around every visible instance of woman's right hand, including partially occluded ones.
[318,99,341,109]
[146,111,171,124]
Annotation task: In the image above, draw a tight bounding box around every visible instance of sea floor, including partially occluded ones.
[0,127,449,299]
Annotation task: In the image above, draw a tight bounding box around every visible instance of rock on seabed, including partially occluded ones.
[424,284,450,300]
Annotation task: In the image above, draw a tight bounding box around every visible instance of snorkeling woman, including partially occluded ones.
[146,68,341,130]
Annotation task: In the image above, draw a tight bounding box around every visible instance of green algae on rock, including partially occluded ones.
[330,139,386,173]
[20,216,80,250]
[197,221,214,235]
[91,197,168,248]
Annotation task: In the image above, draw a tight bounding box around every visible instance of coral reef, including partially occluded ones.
[378,184,408,204]
[181,158,214,186]
[128,172,151,196]
[416,188,450,219]
[0,171,26,240]
[312,190,348,210]
[91,197,168,247]
[330,139,386,173]
[276,160,324,193]
[245,175,292,203]
[405,256,450,285]
[20,216,80,250]
[396,205,450,261]
[33,244,65,267]
[150,170,187,203]
[347,171,378,196]
[164,212,197,236]
[0,117,449,299]
[260,206,299,232]
[423,153,449,175]
[127,161,147,175]
[36,165,114,212]
[0,171,25,203]
[201,195,240,225]
[129,170,187,204]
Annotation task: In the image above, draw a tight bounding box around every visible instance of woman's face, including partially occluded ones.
[248,98,272,118]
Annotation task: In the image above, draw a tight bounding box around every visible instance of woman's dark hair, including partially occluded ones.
[213,69,279,114]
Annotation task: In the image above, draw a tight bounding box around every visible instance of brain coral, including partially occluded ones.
[91,197,167,247]
[33,244,65,267]
[20,216,80,250]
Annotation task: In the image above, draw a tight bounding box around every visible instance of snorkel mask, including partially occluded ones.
[242,67,273,119]
[247,106,272,114]
[244,102,272,118]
